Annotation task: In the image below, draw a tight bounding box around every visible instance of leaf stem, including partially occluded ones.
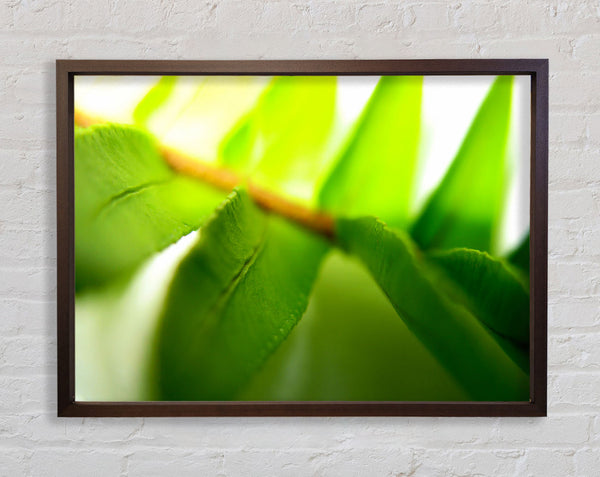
[74,109,335,239]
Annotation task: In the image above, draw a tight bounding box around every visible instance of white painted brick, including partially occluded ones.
[545,1,600,34]
[0,38,69,66]
[0,0,599,474]
[401,418,505,447]
[496,2,553,36]
[552,112,588,144]
[0,298,53,337]
[0,336,56,375]
[452,2,501,34]
[0,150,52,188]
[64,37,177,59]
[12,0,66,32]
[62,418,146,444]
[0,71,19,106]
[223,447,414,475]
[356,4,402,33]
[582,227,600,256]
[177,27,330,59]
[126,449,223,476]
[108,0,165,32]
[549,225,584,258]
[216,2,298,35]
[215,2,263,34]
[548,261,600,298]
[413,448,523,477]
[175,32,250,60]
[552,71,600,108]
[0,188,55,228]
[224,448,332,475]
[135,418,355,449]
[319,447,414,475]
[520,449,576,476]
[351,37,483,59]
[30,450,123,477]
[0,449,32,477]
[408,3,453,32]
[592,417,600,445]
[309,2,357,33]
[134,416,543,451]
[0,414,40,446]
[12,69,55,106]
[587,113,600,145]
[0,229,54,268]
[162,2,218,31]
[493,416,590,446]
[550,333,600,370]
[550,146,600,187]
[0,109,55,147]
[289,3,313,31]
[497,2,599,37]
[256,3,301,33]
[0,376,45,414]
[549,373,600,410]
[0,267,55,301]
[1,414,149,447]
[575,448,600,476]
[572,34,600,66]
[480,37,575,72]
[549,189,598,220]
[549,299,600,328]
[0,1,14,27]
[64,1,113,30]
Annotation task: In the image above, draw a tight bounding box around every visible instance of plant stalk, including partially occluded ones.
[74,109,335,238]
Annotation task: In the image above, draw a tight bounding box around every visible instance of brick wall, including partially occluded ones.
[1,1,599,475]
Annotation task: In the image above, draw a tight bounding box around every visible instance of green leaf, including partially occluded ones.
[318,76,423,227]
[74,75,159,125]
[219,119,255,170]
[337,216,529,401]
[75,124,226,291]
[428,248,529,372]
[75,231,197,401]
[153,189,329,400]
[410,76,513,253]
[157,76,269,163]
[429,248,529,343]
[507,232,530,275]
[133,76,177,127]
[219,76,337,202]
[240,250,468,401]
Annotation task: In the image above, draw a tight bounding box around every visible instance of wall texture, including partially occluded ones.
[1,1,599,475]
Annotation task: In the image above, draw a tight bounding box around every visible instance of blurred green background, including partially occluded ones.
[74,75,530,402]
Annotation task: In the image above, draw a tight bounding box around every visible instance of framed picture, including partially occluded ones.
[57,59,548,417]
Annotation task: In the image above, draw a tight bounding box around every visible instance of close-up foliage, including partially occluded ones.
[74,74,530,402]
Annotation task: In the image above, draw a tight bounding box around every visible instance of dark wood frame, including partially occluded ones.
[57,59,548,417]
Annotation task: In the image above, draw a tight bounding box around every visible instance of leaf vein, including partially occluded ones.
[94,178,173,218]
[196,217,269,340]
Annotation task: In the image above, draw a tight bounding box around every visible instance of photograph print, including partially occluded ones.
[72,72,531,404]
